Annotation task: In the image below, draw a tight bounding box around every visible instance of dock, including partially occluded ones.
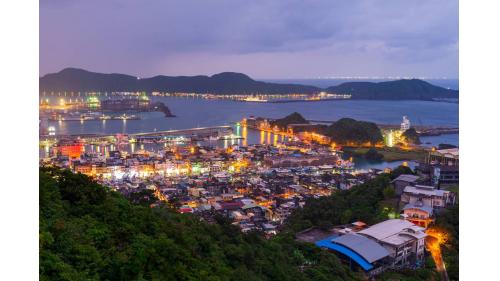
[40,125,234,142]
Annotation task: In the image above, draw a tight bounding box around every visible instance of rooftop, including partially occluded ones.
[332,233,390,263]
[403,185,448,197]
[391,174,419,183]
[358,219,426,246]
[315,235,375,271]
[433,148,459,158]
[402,203,434,215]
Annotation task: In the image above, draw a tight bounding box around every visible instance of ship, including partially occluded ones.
[243,96,268,102]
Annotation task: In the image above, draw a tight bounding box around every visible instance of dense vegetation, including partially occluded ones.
[434,205,459,281]
[285,174,393,232]
[389,165,415,179]
[326,79,458,100]
[40,166,457,280]
[39,167,361,281]
[326,118,383,146]
[270,112,309,130]
[285,166,415,232]
[41,68,457,100]
[39,68,320,94]
[402,128,421,145]
[343,147,427,162]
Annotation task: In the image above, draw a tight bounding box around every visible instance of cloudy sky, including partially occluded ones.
[40,0,458,79]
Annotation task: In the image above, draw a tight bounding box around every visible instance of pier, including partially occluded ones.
[132,126,233,139]
[40,125,234,142]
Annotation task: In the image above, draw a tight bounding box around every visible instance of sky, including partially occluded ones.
[40,0,458,79]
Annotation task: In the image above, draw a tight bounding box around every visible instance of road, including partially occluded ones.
[426,231,449,281]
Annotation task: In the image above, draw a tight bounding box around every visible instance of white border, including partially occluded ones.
[0,1,39,280]
[460,0,500,280]
[2,0,500,279]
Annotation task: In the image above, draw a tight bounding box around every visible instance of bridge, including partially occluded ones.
[40,125,234,142]
[132,126,233,140]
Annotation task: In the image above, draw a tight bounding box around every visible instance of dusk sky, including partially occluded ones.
[40,0,458,79]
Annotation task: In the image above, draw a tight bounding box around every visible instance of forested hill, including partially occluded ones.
[40,68,458,100]
[326,79,458,100]
[39,167,361,281]
[39,68,320,94]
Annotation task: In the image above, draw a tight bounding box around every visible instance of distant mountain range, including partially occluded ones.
[326,80,458,100]
[40,68,458,100]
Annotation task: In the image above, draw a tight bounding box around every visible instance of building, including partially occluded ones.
[401,185,455,209]
[315,219,427,277]
[400,184,455,226]
[416,148,459,186]
[400,116,411,132]
[100,97,150,111]
[429,148,459,166]
[401,202,434,228]
[264,154,338,168]
[358,219,426,268]
[391,174,420,195]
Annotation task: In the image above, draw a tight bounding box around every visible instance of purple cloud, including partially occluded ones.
[40,0,458,78]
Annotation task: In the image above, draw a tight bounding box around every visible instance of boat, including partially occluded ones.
[243,96,268,102]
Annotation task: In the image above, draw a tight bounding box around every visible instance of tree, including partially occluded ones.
[326,118,383,145]
[433,205,459,281]
[365,148,384,161]
[383,186,395,199]
[40,167,362,281]
[286,174,392,231]
[402,128,421,145]
[340,210,353,225]
[390,165,414,179]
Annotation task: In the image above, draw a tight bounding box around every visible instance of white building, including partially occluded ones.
[357,219,427,268]
[401,185,454,209]
[401,116,411,131]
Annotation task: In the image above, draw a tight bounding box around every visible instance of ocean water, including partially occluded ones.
[49,97,458,148]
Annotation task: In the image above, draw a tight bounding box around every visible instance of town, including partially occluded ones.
[39,110,458,278]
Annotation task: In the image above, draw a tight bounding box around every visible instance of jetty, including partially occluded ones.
[40,125,234,142]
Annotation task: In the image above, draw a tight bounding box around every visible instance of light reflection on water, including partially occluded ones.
[39,127,287,159]
[41,97,458,169]
[47,97,458,137]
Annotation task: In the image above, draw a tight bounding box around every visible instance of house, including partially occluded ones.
[401,185,455,209]
[401,202,434,228]
[391,174,420,195]
[429,148,459,166]
[400,184,455,227]
[416,148,459,186]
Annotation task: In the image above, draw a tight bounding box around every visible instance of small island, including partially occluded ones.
[250,112,429,162]
[150,101,176,117]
